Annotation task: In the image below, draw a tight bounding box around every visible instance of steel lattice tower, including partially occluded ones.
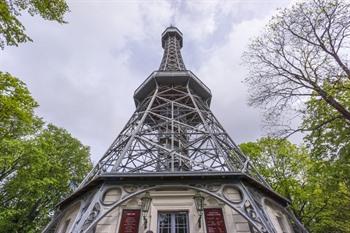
[44,27,307,233]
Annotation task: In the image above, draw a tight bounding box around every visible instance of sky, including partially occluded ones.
[1,0,295,163]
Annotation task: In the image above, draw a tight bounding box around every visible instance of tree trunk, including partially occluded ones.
[316,87,350,122]
[330,52,350,80]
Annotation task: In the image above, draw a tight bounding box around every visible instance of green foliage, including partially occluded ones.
[240,138,311,216]
[240,137,350,233]
[0,0,69,49]
[303,81,350,162]
[0,72,41,138]
[0,72,42,184]
[0,2,84,231]
[302,81,350,232]
[0,73,92,232]
[243,1,350,230]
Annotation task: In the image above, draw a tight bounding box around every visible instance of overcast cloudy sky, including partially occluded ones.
[1,0,295,163]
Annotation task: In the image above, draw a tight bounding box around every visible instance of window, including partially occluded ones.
[61,219,70,233]
[264,199,293,233]
[276,213,288,233]
[158,212,189,233]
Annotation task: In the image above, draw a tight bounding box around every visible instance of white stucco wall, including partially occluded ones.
[55,202,81,233]
[93,188,252,233]
[264,200,294,233]
[55,186,295,233]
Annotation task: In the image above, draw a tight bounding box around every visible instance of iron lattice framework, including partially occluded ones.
[79,27,267,188]
[159,27,186,71]
[43,26,308,233]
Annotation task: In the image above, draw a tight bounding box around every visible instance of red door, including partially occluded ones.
[204,208,227,233]
[118,209,141,233]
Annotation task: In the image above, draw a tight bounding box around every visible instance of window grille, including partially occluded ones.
[158,212,189,233]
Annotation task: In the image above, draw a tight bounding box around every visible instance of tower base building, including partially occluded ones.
[44,27,307,233]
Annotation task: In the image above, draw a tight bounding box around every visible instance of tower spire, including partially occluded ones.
[159,26,186,71]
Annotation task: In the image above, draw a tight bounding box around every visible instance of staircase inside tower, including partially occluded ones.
[154,86,191,171]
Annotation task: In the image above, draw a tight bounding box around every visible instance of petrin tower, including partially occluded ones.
[44,27,307,233]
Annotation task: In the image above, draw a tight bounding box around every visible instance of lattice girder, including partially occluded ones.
[79,82,268,188]
[43,26,308,233]
[159,27,186,71]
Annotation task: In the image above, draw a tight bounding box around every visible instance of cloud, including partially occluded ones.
[0,0,293,162]
[195,17,270,143]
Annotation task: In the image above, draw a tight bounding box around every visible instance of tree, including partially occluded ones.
[0,125,92,233]
[0,72,42,183]
[240,137,350,233]
[1,2,87,231]
[241,1,350,231]
[240,138,311,219]
[0,73,92,232]
[0,0,69,49]
[243,0,350,135]
[302,81,350,232]
[0,72,41,138]
[303,80,350,161]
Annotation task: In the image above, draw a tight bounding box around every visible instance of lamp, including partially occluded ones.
[141,192,152,229]
[193,192,204,228]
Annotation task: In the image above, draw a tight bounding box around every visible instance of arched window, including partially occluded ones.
[264,199,294,233]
